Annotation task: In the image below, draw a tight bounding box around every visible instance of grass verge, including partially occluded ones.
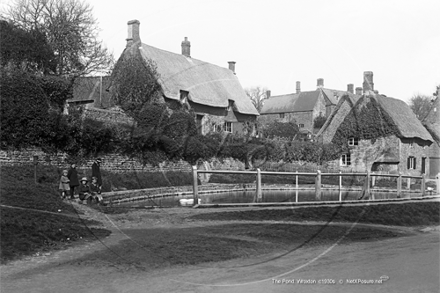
[66,223,401,271]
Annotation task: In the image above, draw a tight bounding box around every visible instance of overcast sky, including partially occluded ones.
[4,0,440,103]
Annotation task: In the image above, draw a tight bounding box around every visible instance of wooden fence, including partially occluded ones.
[192,167,440,205]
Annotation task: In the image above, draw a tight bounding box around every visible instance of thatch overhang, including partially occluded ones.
[133,44,258,116]
[374,95,433,142]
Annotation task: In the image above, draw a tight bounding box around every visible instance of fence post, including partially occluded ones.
[192,166,199,205]
[315,170,321,201]
[256,168,262,203]
[397,172,402,198]
[339,171,342,202]
[366,170,371,200]
[437,173,440,195]
[33,155,38,185]
[407,177,411,190]
[421,174,426,197]
[295,170,299,203]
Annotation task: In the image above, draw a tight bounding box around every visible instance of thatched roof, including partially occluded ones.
[260,87,349,115]
[375,95,433,141]
[422,96,440,144]
[134,44,258,116]
[317,94,433,142]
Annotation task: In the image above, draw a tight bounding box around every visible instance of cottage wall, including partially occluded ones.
[339,135,430,175]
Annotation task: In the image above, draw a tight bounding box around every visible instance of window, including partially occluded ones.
[224,122,233,133]
[340,153,351,166]
[298,123,304,128]
[348,137,359,146]
[407,156,416,170]
[409,141,414,148]
[279,113,285,119]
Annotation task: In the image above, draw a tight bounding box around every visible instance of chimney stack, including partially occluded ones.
[317,78,324,88]
[347,84,354,94]
[181,37,191,57]
[126,20,140,47]
[355,87,363,95]
[363,71,374,94]
[296,81,301,93]
[266,90,271,98]
[228,61,236,74]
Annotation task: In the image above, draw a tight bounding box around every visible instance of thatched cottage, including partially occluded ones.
[317,93,434,175]
[422,92,440,178]
[107,19,259,135]
[259,78,359,133]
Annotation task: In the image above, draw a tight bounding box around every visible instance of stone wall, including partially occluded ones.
[0,148,192,173]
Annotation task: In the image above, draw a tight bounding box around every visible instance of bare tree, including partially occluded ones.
[409,94,434,121]
[245,86,269,113]
[3,0,113,77]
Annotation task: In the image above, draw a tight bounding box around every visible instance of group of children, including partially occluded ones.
[59,165,103,204]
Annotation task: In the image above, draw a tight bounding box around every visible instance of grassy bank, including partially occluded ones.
[67,223,401,271]
[0,165,195,263]
[190,202,440,226]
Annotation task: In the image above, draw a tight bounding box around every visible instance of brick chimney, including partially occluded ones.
[296,81,301,93]
[347,84,354,94]
[355,87,363,95]
[181,37,191,57]
[266,90,271,98]
[228,61,236,74]
[126,20,140,47]
[363,71,374,94]
[317,78,324,88]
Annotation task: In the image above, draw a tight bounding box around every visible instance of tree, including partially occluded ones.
[313,115,327,129]
[409,94,433,121]
[261,121,299,140]
[3,0,113,76]
[0,20,56,73]
[111,47,163,119]
[245,86,269,113]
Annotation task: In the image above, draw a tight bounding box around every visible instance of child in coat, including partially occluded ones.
[78,177,91,204]
[90,176,104,204]
[59,170,70,199]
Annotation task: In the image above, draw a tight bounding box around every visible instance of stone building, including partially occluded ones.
[106,19,259,135]
[317,93,434,175]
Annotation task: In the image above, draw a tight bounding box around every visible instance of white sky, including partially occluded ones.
[3,0,440,103]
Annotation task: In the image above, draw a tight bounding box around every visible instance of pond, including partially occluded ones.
[115,189,422,208]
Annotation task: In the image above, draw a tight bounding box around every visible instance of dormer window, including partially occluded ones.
[348,137,359,146]
[227,100,234,111]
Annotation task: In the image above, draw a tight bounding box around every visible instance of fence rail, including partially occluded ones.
[192,167,440,206]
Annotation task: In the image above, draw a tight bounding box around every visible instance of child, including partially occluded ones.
[90,176,104,204]
[78,177,91,204]
[59,170,70,199]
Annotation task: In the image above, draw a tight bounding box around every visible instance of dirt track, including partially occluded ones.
[1,205,439,293]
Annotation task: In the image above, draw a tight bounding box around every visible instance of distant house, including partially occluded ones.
[69,76,112,109]
[422,92,440,178]
[259,78,357,133]
[106,19,258,135]
[317,92,434,175]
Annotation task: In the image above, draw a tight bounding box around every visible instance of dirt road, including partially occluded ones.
[1,207,439,293]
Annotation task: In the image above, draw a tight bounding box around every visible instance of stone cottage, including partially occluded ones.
[317,93,434,175]
[108,19,259,135]
[422,93,440,178]
[259,78,357,133]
